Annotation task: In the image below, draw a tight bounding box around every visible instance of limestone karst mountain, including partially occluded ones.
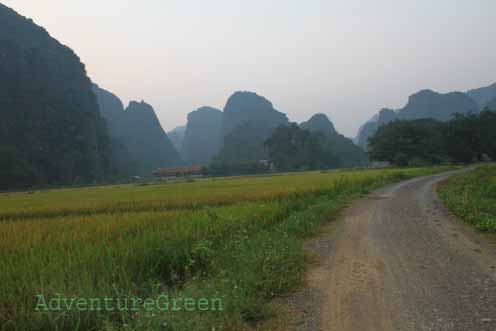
[466,83,496,110]
[215,91,290,162]
[222,91,289,135]
[300,113,337,136]
[397,90,478,121]
[168,125,186,152]
[300,114,368,167]
[356,108,397,149]
[181,107,223,165]
[486,97,496,111]
[92,84,182,176]
[0,3,110,188]
[356,89,479,150]
[353,113,379,145]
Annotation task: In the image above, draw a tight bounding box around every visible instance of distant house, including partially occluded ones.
[259,160,276,172]
[369,161,391,168]
[153,166,203,177]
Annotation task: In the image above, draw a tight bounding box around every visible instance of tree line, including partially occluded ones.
[203,123,344,175]
[368,109,496,166]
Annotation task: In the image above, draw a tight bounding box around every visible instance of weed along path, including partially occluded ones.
[294,170,496,331]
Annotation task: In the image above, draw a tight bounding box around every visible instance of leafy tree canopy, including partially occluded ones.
[265,124,339,171]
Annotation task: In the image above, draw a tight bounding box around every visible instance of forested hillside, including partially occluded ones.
[214,91,290,163]
[300,114,367,167]
[0,4,110,189]
[356,89,481,150]
[181,107,223,165]
[93,83,183,176]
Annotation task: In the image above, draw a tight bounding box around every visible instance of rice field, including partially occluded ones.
[0,167,456,331]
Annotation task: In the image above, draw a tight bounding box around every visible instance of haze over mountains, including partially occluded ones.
[355,86,495,150]
[466,83,496,110]
[1,2,495,189]
[301,114,367,167]
[96,86,366,168]
[488,98,496,111]
[182,106,223,165]
[214,92,290,163]
[92,84,182,176]
[167,125,186,152]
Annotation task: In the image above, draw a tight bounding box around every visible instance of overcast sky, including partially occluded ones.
[4,0,496,137]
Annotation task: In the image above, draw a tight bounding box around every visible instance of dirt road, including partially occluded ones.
[296,170,496,331]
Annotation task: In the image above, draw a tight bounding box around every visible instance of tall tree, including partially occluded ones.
[300,113,367,167]
[477,109,496,160]
[368,119,447,166]
[265,124,338,171]
[444,113,483,163]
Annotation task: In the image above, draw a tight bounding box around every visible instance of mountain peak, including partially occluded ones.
[466,82,496,109]
[224,91,275,113]
[400,89,478,120]
[222,91,289,135]
[300,113,337,136]
[377,108,397,123]
[92,84,183,175]
[182,106,223,165]
[409,89,438,99]
[126,100,154,112]
[187,106,222,121]
[355,86,480,150]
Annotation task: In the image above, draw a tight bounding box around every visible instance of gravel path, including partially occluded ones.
[280,170,496,331]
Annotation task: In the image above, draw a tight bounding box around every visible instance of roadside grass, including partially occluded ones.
[114,192,351,331]
[0,166,456,330]
[438,163,496,232]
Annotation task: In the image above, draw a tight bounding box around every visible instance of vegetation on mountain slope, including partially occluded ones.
[356,89,480,150]
[0,4,110,189]
[265,123,339,171]
[93,85,183,177]
[182,107,223,165]
[300,113,367,167]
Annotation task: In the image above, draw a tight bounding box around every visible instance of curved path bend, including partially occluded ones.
[301,170,496,331]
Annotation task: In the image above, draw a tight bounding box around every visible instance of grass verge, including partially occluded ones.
[438,164,496,232]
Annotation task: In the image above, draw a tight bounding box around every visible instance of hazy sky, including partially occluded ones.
[4,0,496,137]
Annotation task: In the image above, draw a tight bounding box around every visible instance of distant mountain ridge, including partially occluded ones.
[92,84,182,176]
[397,90,478,121]
[466,83,496,109]
[215,91,290,163]
[356,108,397,149]
[355,88,482,150]
[6,0,494,184]
[487,98,496,111]
[168,126,186,152]
[300,113,337,136]
[353,113,379,144]
[300,114,368,167]
[189,92,369,167]
[222,91,289,135]
[182,107,223,165]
